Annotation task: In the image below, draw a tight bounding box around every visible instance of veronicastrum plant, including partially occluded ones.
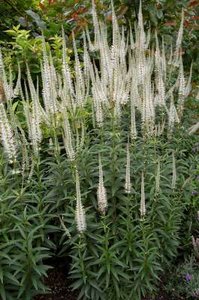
[0,0,197,299]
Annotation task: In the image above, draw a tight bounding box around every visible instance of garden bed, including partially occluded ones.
[34,259,78,300]
[35,260,188,300]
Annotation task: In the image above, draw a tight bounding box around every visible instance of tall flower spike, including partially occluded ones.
[62,27,75,107]
[14,63,21,98]
[0,49,15,100]
[176,9,184,50]
[41,37,58,115]
[177,57,186,118]
[174,9,184,65]
[23,102,37,155]
[72,32,85,107]
[111,0,120,51]
[62,110,75,161]
[75,169,86,233]
[91,0,100,50]
[97,155,107,215]
[24,68,43,155]
[137,0,145,49]
[172,151,177,189]
[83,32,90,83]
[125,143,131,193]
[140,172,146,218]
[168,94,180,132]
[129,24,135,50]
[154,34,166,108]
[0,103,17,162]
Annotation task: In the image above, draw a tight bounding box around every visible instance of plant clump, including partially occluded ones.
[0,1,198,300]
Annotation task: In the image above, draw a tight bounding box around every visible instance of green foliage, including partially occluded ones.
[0,155,51,299]
[2,25,43,76]
[0,96,197,299]
[1,26,73,80]
[60,124,197,300]
[0,0,38,40]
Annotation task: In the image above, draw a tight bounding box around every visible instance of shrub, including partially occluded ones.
[0,2,198,299]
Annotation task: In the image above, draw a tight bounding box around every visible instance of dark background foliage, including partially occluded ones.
[0,0,198,81]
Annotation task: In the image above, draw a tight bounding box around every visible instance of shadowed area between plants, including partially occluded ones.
[34,257,79,300]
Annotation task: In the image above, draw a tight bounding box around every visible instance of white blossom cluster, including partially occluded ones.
[97,155,107,215]
[75,170,86,233]
[140,171,146,218]
[0,1,191,227]
[83,1,191,137]
[125,143,131,194]
[0,103,17,162]
[0,49,21,101]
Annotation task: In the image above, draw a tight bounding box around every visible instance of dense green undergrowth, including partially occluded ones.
[0,121,198,299]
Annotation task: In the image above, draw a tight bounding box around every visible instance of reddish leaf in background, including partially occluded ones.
[184,20,190,27]
[76,6,87,15]
[191,16,199,20]
[69,17,88,40]
[49,0,56,4]
[69,6,88,22]
[71,12,79,21]
[106,14,112,21]
[188,0,199,7]
[164,21,176,27]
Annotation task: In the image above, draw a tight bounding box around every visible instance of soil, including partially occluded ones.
[34,258,78,300]
[34,267,78,300]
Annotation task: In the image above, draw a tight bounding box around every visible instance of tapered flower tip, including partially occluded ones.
[97,155,108,215]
